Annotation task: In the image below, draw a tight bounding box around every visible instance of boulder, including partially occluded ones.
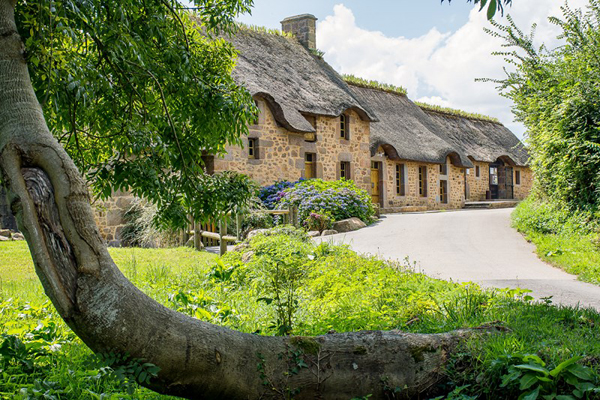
[247,229,270,240]
[321,230,339,236]
[0,235,9,241]
[0,229,11,237]
[11,232,25,241]
[307,231,321,238]
[332,217,366,233]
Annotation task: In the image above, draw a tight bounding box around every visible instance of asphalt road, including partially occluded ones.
[317,208,600,310]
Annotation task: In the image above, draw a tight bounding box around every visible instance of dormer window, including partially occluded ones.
[340,114,350,140]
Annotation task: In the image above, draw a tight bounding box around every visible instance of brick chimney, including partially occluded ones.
[281,14,317,50]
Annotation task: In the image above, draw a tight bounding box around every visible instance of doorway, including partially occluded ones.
[370,161,382,206]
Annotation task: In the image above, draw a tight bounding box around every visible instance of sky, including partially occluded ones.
[233,0,595,139]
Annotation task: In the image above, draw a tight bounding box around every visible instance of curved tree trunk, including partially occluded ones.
[0,2,490,398]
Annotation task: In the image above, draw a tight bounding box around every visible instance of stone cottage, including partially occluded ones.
[0,14,534,243]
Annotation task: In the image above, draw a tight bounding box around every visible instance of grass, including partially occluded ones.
[342,74,408,96]
[415,101,500,123]
[1,230,599,399]
[512,197,600,285]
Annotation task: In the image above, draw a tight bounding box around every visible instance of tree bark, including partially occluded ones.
[0,1,490,398]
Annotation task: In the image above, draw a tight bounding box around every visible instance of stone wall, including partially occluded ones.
[466,161,491,201]
[214,99,372,193]
[382,157,465,211]
[513,166,534,200]
[466,161,534,201]
[93,190,135,246]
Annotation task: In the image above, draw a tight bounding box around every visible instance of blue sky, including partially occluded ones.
[237,1,477,39]
[186,1,591,139]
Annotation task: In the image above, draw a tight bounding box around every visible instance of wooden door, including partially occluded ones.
[505,167,514,199]
[370,162,381,205]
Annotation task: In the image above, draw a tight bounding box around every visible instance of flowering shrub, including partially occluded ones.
[279,179,375,223]
[304,211,333,233]
[258,179,304,209]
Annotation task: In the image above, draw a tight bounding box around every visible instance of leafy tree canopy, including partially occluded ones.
[15,0,256,228]
[442,0,513,19]
[487,0,600,214]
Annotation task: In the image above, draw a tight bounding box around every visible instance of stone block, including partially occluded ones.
[332,218,366,233]
[321,230,339,236]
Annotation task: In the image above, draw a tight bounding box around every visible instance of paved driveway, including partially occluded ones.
[317,208,600,310]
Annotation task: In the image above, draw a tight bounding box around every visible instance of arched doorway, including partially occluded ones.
[489,157,514,200]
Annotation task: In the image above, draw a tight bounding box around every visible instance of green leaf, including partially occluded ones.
[565,365,594,381]
[487,0,497,20]
[549,356,583,377]
[521,373,539,390]
[519,386,540,400]
[515,364,550,376]
[479,0,488,11]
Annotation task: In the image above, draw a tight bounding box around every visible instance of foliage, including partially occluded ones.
[3,240,600,398]
[415,101,500,123]
[343,74,408,96]
[487,2,600,214]
[442,0,513,20]
[258,179,304,210]
[120,200,180,248]
[512,198,600,285]
[492,353,600,399]
[236,22,294,38]
[279,178,376,223]
[14,0,256,228]
[241,210,275,238]
[303,211,333,233]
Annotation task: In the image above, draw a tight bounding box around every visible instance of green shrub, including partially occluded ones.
[303,211,333,233]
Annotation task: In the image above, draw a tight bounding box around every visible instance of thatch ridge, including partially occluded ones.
[422,109,529,167]
[348,84,473,168]
[415,102,500,124]
[224,28,377,132]
[343,75,408,96]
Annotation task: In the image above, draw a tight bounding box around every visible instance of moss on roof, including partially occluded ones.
[343,75,408,96]
[236,22,294,39]
[415,102,500,123]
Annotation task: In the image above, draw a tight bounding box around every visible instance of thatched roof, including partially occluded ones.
[348,84,473,168]
[422,110,529,167]
[226,28,377,133]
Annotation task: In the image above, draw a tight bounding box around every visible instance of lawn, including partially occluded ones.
[512,197,600,285]
[1,232,599,399]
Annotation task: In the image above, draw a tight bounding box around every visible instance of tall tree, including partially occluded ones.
[0,0,488,398]
[486,0,600,213]
[14,0,257,228]
[442,0,513,19]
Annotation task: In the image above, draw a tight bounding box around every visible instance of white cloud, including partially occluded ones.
[317,1,589,139]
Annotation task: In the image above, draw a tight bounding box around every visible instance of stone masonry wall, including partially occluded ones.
[382,157,465,211]
[466,161,491,201]
[214,99,372,193]
[93,190,135,246]
[514,166,534,200]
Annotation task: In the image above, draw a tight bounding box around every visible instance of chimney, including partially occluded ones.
[281,14,317,50]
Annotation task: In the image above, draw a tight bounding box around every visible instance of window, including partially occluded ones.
[396,164,406,196]
[340,114,349,140]
[515,170,521,185]
[305,153,316,179]
[440,163,448,176]
[489,167,499,185]
[475,165,480,178]
[248,138,258,159]
[439,180,448,204]
[340,161,351,180]
[419,166,428,197]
